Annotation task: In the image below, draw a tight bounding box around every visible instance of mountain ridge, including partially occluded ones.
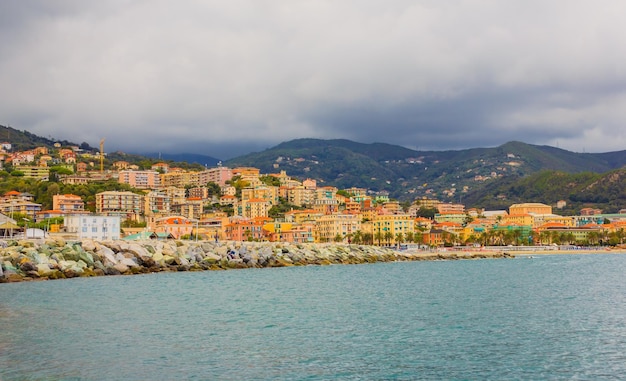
[3,124,626,212]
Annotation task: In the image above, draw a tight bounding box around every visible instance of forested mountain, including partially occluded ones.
[225,139,626,208]
[3,123,626,212]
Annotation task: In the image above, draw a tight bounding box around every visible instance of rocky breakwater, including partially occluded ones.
[0,239,513,282]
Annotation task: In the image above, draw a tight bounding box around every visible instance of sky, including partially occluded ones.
[1,1,626,160]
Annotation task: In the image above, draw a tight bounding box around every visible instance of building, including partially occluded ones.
[15,166,50,180]
[95,191,143,220]
[0,191,42,219]
[373,213,414,246]
[143,190,171,216]
[203,166,233,186]
[314,213,361,243]
[224,217,268,241]
[241,198,270,219]
[119,170,161,189]
[153,216,194,239]
[509,203,552,215]
[53,194,85,214]
[65,215,121,240]
[437,203,465,214]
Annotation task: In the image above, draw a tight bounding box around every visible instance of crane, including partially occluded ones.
[100,138,105,173]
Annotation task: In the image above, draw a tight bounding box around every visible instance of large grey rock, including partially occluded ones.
[97,246,117,266]
[81,239,98,252]
[126,243,150,259]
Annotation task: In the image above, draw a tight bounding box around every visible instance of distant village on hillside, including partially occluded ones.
[1,141,626,247]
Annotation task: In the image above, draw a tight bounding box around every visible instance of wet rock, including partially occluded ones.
[19,261,37,272]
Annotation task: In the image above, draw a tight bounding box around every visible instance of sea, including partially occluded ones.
[1,253,625,380]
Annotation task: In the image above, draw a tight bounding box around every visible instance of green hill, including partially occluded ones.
[226,138,626,203]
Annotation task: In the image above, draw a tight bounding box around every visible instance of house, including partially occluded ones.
[65,215,121,240]
[153,216,194,239]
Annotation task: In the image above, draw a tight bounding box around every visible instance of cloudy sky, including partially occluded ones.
[1,1,626,159]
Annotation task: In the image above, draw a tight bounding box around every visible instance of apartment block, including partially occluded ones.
[314,213,361,243]
[144,190,171,216]
[53,194,85,213]
[242,198,270,219]
[95,191,143,220]
[118,170,161,189]
[65,215,121,240]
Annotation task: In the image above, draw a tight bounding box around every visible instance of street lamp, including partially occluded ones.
[23,218,30,239]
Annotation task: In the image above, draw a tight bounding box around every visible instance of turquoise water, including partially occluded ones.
[1,254,625,380]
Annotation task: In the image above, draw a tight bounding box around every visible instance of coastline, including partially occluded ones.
[1,238,513,283]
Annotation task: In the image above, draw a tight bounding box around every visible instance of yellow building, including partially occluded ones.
[286,185,316,207]
[242,198,270,219]
[373,213,413,245]
[543,214,575,227]
[241,186,279,206]
[284,209,324,224]
[314,213,361,243]
[502,213,534,227]
[509,203,552,215]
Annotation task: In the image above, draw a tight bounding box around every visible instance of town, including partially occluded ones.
[1,141,626,248]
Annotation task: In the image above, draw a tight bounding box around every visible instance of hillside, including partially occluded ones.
[0,124,206,170]
[225,138,626,203]
[0,124,95,151]
[3,124,626,212]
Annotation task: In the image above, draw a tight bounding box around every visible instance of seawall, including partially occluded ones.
[0,239,513,283]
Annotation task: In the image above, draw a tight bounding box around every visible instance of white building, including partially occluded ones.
[65,215,121,241]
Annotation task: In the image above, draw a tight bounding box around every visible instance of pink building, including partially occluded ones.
[118,170,161,189]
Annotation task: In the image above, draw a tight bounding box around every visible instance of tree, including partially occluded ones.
[206,181,222,198]
[415,207,437,219]
[260,175,281,187]
[384,230,393,246]
[336,189,351,198]
[395,232,404,247]
[374,230,384,246]
[405,231,414,243]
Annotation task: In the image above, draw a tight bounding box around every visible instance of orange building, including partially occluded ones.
[52,194,85,213]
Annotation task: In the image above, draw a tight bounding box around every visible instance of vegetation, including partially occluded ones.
[226,138,626,203]
[0,176,139,210]
[3,124,626,217]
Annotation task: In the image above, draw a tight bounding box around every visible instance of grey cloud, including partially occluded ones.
[1,0,626,160]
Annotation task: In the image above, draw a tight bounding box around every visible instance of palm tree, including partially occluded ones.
[363,232,373,245]
[384,231,393,246]
[374,230,384,246]
[395,232,404,248]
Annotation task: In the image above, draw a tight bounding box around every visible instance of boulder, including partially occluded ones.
[37,263,52,277]
[201,252,221,264]
[119,257,139,268]
[78,251,95,267]
[81,239,98,252]
[19,261,37,272]
[126,243,150,259]
[113,263,129,274]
